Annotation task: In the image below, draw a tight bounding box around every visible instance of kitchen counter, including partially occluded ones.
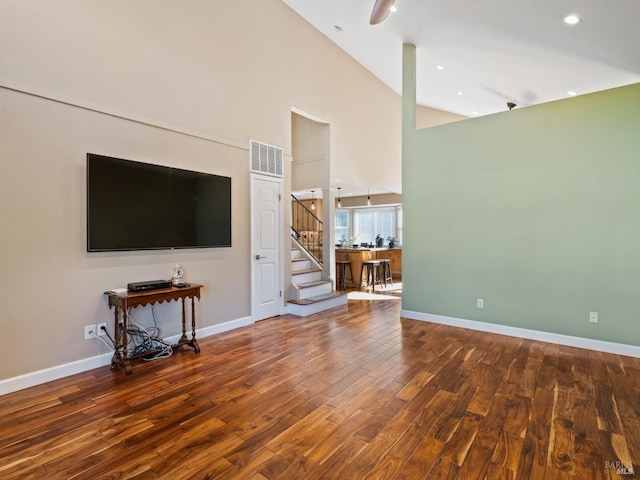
[335,247,402,284]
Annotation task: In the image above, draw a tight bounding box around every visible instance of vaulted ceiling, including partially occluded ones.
[282,0,640,117]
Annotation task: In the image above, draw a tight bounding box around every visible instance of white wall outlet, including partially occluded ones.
[97,322,107,337]
[84,324,96,339]
[477,298,484,309]
[589,311,599,323]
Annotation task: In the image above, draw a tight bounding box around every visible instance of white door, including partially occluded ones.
[251,175,282,321]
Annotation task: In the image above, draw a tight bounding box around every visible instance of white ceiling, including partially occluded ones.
[282,0,640,117]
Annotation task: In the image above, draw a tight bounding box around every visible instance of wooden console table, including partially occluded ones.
[104,284,202,374]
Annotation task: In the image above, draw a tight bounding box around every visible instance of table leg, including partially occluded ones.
[191,296,200,353]
[121,308,132,374]
[111,307,132,374]
[111,306,120,370]
[178,298,188,344]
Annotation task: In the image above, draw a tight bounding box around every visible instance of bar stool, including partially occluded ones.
[335,260,353,290]
[360,260,382,291]
[379,258,393,287]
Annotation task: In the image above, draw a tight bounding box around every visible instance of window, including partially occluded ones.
[335,210,350,244]
[335,205,402,246]
[353,207,396,245]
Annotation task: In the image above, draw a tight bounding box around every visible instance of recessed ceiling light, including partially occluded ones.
[457,91,464,96]
[567,91,577,96]
[563,14,580,25]
[390,6,397,13]
[436,65,444,70]
[334,25,343,32]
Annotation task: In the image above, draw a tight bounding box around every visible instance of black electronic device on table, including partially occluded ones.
[127,279,172,292]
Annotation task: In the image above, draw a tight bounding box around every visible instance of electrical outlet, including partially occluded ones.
[477,298,484,309]
[97,322,107,336]
[84,324,96,340]
[589,311,599,324]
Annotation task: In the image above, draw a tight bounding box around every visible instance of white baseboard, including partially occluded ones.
[0,352,115,397]
[163,316,254,344]
[0,315,254,396]
[401,309,640,358]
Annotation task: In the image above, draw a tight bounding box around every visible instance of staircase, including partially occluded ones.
[287,241,347,317]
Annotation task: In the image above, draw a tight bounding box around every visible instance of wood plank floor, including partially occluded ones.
[1,298,639,479]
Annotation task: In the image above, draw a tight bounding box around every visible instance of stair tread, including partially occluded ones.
[292,258,310,263]
[292,268,322,275]
[296,279,331,289]
[288,292,346,305]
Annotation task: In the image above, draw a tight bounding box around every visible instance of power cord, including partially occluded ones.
[124,308,173,361]
[94,329,115,351]
[98,325,116,350]
[88,326,115,351]
[90,308,173,361]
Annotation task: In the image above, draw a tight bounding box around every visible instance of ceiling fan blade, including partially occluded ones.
[370,0,395,25]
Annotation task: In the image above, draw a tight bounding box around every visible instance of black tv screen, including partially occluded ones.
[87,154,231,251]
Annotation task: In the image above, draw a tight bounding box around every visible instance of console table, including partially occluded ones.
[104,284,202,374]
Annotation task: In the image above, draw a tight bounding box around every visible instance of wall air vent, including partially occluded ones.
[250,140,283,177]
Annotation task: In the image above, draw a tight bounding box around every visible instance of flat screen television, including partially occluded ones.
[87,153,231,252]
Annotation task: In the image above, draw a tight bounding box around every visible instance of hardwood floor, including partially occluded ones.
[1,297,638,479]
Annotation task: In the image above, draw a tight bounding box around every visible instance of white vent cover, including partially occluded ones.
[250,140,283,177]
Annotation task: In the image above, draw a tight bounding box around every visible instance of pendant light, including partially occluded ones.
[367,187,372,206]
[337,187,342,208]
[311,190,316,210]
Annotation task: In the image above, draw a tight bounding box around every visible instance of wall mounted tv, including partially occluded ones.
[87,153,231,252]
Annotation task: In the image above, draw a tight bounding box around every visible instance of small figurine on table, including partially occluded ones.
[171,264,184,286]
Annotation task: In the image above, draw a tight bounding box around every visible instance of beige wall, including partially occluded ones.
[0,0,408,193]
[0,0,407,385]
[416,105,467,129]
[291,113,329,192]
[0,88,252,380]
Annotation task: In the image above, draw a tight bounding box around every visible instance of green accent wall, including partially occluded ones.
[402,44,640,346]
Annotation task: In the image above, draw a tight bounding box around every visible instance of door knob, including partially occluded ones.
[255,254,266,260]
